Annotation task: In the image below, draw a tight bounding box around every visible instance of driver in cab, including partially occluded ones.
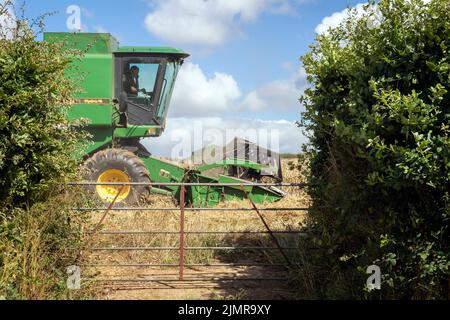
[124,66,147,96]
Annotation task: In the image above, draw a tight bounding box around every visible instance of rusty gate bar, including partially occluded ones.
[88,231,306,235]
[89,277,289,282]
[240,185,293,267]
[71,207,309,211]
[76,185,124,261]
[82,263,289,267]
[68,182,307,187]
[83,247,299,250]
[179,184,186,281]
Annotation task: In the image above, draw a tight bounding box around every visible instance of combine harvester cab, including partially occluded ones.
[45,32,285,206]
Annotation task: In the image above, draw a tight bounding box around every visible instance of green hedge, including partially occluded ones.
[0,4,84,209]
[300,0,449,299]
[0,4,88,299]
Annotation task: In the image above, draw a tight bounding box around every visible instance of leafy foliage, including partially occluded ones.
[0,1,84,208]
[299,0,449,299]
[0,3,89,299]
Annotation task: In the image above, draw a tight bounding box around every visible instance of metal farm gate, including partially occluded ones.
[67,181,308,295]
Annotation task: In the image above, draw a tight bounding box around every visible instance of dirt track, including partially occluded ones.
[90,265,294,300]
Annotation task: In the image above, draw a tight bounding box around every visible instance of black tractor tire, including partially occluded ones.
[83,148,151,206]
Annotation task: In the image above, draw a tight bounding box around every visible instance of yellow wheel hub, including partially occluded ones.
[96,169,131,203]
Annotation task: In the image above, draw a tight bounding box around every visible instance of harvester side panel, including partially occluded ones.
[141,156,186,195]
[44,33,117,155]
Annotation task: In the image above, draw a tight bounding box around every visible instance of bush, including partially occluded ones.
[0,1,83,208]
[299,0,449,299]
[0,2,88,299]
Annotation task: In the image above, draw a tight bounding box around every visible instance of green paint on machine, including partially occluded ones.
[45,32,284,206]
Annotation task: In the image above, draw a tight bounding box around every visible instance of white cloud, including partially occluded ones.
[170,62,241,117]
[0,0,16,38]
[170,61,306,116]
[143,117,305,158]
[315,0,432,36]
[315,3,367,35]
[241,91,268,112]
[241,67,307,112]
[145,0,303,46]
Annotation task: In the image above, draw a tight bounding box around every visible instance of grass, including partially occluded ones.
[0,189,93,300]
[211,288,247,300]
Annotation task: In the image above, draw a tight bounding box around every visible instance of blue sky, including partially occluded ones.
[21,0,364,156]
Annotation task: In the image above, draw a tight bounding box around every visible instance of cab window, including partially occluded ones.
[122,62,160,109]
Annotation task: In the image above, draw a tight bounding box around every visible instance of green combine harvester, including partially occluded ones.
[44,32,285,206]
